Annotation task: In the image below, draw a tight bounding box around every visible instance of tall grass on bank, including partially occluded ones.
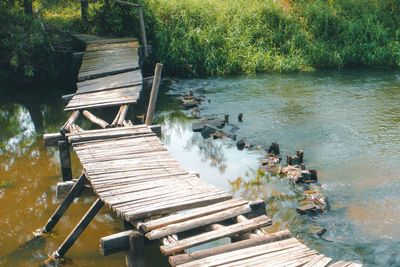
[141,0,400,75]
[2,0,400,80]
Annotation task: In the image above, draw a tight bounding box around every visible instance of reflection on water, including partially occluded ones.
[2,68,400,266]
[162,69,400,266]
[0,86,154,266]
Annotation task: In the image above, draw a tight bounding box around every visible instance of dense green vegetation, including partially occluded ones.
[1,0,400,80]
[142,0,400,75]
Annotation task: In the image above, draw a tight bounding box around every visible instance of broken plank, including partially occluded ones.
[160,215,272,255]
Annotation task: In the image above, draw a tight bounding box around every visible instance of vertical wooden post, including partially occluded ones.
[53,198,104,259]
[81,0,88,20]
[126,231,145,267]
[24,0,33,15]
[145,63,163,125]
[137,6,148,58]
[58,141,72,181]
[41,174,88,234]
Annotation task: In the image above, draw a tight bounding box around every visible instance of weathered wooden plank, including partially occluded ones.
[212,247,312,267]
[176,238,301,267]
[111,183,224,210]
[77,71,142,95]
[143,198,248,231]
[100,230,134,256]
[68,131,154,144]
[160,215,272,255]
[169,230,292,266]
[65,86,141,110]
[87,172,189,188]
[70,33,137,45]
[303,254,332,267]
[146,204,252,240]
[123,193,232,221]
[85,41,140,52]
[330,261,352,267]
[103,178,210,206]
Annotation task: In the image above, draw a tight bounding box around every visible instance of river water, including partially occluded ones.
[1,69,399,266]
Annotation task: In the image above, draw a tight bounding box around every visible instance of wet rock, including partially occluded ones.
[300,163,306,170]
[237,139,246,150]
[267,142,280,155]
[191,109,201,117]
[224,114,229,122]
[203,118,225,129]
[286,155,299,166]
[296,150,304,163]
[305,190,329,210]
[192,122,205,132]
[309,168,318,182]
[260,154,281,173]
[309,226,327,237]
[213,130,226,139]
[184,101,198,109]
[296,203,323,215]
[201,124,217,138]
[286,169,311,184]
[227,133,237,141]
[238,113,243,122]
[230,125,240,133]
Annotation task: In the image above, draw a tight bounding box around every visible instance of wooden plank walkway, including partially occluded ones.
[65,34,142,111]
[39,34,363,266]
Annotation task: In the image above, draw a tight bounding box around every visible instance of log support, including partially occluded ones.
[52,198,104,259]
[126,231,145,267]
[137,6,148,58]
[81,0,88,20]
[58,140,72,181]
[39,174,88,234]
[145,63,163,125]
[82,110,110,128]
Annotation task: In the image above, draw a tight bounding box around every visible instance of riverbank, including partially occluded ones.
[2,0,400,83]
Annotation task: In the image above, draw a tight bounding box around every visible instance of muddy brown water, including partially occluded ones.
[1,69,400,266]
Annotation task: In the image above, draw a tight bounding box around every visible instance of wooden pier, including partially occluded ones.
[38,32,362,267]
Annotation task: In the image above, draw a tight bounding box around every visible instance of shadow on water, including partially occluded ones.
[2,68,400,266]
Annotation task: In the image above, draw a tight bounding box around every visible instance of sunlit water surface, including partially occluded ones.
[1,68,399,266]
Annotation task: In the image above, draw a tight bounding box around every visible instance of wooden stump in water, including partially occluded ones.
[58,141,72,181]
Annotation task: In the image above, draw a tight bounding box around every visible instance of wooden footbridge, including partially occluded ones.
[38,32,362,267]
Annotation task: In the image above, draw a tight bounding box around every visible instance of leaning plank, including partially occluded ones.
[60,110,80,134]
[176,238,301,267]
[82,110,109,128]
[142,198,248,231]
[146,204,251,240]
[169,230,292,266]
[160,215,272,255]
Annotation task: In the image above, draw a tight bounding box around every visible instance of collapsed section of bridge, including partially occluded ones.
[38,32,361,267]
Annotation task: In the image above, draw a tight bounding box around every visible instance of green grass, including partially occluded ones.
[140,0,400,75]
[2,0,400,80]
